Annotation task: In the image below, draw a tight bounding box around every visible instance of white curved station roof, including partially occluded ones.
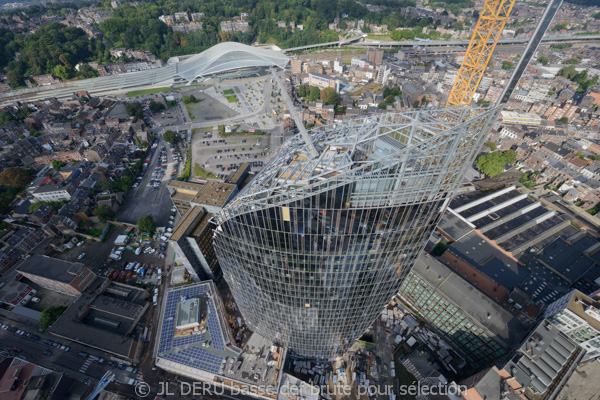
[175,42,289,82]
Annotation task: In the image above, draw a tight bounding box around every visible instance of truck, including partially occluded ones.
[114,235,129,246]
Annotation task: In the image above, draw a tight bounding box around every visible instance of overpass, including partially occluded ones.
[283,33,366,53]
[283,34,600,53]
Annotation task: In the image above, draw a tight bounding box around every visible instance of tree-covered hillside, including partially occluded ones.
[1,23,108,87]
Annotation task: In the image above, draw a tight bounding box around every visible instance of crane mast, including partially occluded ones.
[446,0,518,108]
[446,0,564,109]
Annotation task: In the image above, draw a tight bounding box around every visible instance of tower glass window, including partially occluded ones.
[213,108,497,359]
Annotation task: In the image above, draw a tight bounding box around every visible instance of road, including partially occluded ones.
[117,136,176,226]
[0,323,139,384]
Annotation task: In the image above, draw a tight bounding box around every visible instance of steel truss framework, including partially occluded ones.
[446,0,517,107]
[213,107,499,359]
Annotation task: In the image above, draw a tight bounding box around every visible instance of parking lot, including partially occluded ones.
[192,131,271,178]
[117,139,177,226]
[178,88,239,122]
[52,226,168,276]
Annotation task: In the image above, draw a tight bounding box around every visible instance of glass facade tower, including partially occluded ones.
[213,108,498,359]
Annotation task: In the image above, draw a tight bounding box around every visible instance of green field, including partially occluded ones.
[194,163,218,179]
[367,34,393,41]
[222,89,234,95]
[127,87,171,97]
[225,95,238,103]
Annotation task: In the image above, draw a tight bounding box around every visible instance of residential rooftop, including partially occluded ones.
[18,254,85,284]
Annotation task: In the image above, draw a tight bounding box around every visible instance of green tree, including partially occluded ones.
[0,111,15,125]
[6,70,23,88]
[502,61,514,70]
[181,95,197,104]
[309,86,321,102]
[125,102,143,119]
[148,100,165,112]
[99,178,116,192]
[475,150,517,177]
[137,214,156,233]
[558,117,569,124]
[30,131,41,137]
[163,130,177,144]
[53,65,74,81]
[451,21,464,31]
[378,102,388,109]
[559,65,578,80]
[537,56,549,66]
[51,160,66,171]
[77,63,99,79]
[552,23,568,31]
[503,150,517,165]
[0,167,29,188]
[320,87,339,106]
[564,57,579,65]
[93,205,114,222]
[484,141,497,151]
[297,83,309,98]
[40,306,67,329]
[431,239,448,256]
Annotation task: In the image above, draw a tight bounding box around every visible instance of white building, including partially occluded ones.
[333,59,344,75]
[545,290,600,360]
[351,57,367,68]
[32,185,72,202]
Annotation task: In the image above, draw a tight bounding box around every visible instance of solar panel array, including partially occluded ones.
[157,284,227,374]
[207,309,225,351]
[163,347,222,374]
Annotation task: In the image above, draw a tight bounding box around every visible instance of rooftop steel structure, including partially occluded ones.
[213,107,499,359]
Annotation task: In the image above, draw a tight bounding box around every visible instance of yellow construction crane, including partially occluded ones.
[446,0,517,108]
[446,0,564,108]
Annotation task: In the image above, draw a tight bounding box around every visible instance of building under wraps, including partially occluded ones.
[213,107,499,359]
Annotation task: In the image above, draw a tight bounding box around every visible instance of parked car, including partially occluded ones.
[12,347,22,353]
[43,350,52,356]
[78,253,86,260]
[78,352,88,359]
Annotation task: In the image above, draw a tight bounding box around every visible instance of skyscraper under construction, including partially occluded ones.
[213,107,499,359]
